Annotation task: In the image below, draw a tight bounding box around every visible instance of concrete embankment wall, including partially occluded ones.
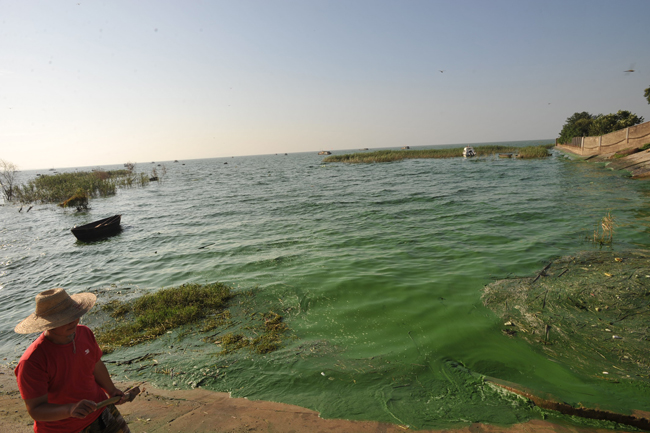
[556,120,650,156]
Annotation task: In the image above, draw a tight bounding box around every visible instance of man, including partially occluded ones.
[14,288,130,433]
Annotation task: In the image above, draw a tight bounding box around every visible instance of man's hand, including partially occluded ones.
[109,388,127,405]
[25,395,97,422]
[69,399,97,418]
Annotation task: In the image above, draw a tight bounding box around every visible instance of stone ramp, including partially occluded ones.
[605,148,650,177]
[556,142,650,179]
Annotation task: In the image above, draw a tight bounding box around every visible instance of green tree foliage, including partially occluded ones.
[589,110,644,136]
[645,86,650,104]
[558,110,644,144]
[558,112,595,144]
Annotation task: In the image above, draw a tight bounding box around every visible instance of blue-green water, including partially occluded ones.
[2,141,650,429]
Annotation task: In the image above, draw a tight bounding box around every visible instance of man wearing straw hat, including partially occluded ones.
[14,288,131,433]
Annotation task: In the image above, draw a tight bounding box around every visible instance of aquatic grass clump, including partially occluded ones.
[322,143,553,163]
[101,299,131,318]
[516,144,553,159]
[593,211,616,244]
[96,282,232,354]
[220,333,249,353]
[323,148,463,163]
[14,169,150,205]
[96,284,292,356]
[58,188,89,209]
[215,311,289,355]
[200,310,231,332]
[252,311,289,354]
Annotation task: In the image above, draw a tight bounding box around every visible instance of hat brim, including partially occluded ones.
[14,293,96,334]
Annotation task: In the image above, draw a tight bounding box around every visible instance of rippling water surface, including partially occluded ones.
[2,141,650,429]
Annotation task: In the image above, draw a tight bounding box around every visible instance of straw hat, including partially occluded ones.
[14,288,96,334]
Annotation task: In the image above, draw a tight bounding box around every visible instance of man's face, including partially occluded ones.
[46,318,80,342]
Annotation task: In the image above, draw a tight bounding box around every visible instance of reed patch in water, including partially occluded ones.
[58,188,89,210]
[322,143,553,163]
[516,144,554,158]
[14,169,150,205]
[593,211,616,244]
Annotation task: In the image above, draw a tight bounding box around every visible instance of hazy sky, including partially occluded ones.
[2,0,649,170]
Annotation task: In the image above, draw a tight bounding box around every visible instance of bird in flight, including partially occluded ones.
[439,70,444,73]
[624,69,635,73]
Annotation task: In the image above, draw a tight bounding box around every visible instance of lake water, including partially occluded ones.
[2,140,650,429]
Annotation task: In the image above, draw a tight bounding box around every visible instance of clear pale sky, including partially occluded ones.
[2,0,649,170]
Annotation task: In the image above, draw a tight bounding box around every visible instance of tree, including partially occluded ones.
[558,112,595,144]
[558,110,645,144]
[589,110,644,136]
[0,159,19,202]
[645,86,650,104]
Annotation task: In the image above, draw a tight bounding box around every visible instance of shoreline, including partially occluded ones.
[0,365,637,433]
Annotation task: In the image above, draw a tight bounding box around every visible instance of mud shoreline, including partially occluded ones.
[1,364,639,433]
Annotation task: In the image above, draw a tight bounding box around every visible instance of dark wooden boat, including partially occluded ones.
[71,215,122,241]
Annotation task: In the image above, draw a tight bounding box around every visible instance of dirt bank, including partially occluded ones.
[1,365,639,433]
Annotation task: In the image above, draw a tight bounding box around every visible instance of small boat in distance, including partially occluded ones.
[71,215,122,242]
[318,151,331,155]
[463,146,476,157]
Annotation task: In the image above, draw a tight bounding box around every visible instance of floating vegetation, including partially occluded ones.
[95,283,290,356]
[96,282,232,354]
[149,165,167,183]
[58,188,89,210]
[199,310,231,333]
[219,332,249,353]
[483,250,650,382]
[209,311,289,355]
[253,311,289,354]
[14,168,150,205]
[101,299,132,319]
[322,144,554,163]
[593,211,616,245]
[516,145,554,159]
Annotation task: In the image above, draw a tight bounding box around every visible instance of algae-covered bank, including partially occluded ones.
[1,365,638,433]
[483,250,650,429]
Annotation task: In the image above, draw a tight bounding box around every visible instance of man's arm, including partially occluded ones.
[24,394,97,421]
[93,360,125,403]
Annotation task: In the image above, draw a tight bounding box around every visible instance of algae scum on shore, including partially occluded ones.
[89,283,291,357]
[483,250,650,383]
[483,249,650,428]
[86,258,650,430]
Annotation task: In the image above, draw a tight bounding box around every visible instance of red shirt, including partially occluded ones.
[15,325,107,433]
